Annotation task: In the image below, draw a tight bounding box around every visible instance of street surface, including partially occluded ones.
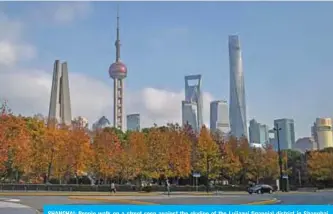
[1,191,333,214]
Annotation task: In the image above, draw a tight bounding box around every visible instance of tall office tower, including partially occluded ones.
[315,118,333,149]
[249,119,269,145]
[228,35,247,139]
[127,114,140,131]
[48,60,72,126]
[311,122,318,143]
[273,119,296,150]
[182,75,203,132]
[108,10,127,131]
[210,100,230,135]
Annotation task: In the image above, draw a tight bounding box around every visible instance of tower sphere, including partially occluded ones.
[109,61,127,79]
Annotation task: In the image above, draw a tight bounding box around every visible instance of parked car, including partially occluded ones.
[248,184,274,194]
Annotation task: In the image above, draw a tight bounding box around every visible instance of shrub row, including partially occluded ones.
[0,184,248,192]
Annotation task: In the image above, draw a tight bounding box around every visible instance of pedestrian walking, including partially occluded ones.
[110,182,116,193]
[165,179,170,196]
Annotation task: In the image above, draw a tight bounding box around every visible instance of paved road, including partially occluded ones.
[0,194,273,213]
[0,201,36,214]
[276,191,333,204]
[2,191,333,214]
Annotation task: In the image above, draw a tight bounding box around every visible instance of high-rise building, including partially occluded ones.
[182,75,203,132]
[108,10,127,131]
[315,118,333,149]
[210,100,229,135]
[182,101,198,131]
[48,60,72,126]
[92,116,111,131]
[72,116,89,129]
[273,119,295,150]
[127,114,140,131]
[311,122,318,144]
[249,119,269,145]
[228,35,247,139]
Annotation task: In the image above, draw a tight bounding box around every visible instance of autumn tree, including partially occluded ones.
[25,117,47,183]
[307,151,333,181]
[196,126,221,180]
[166,125,192,178]
[144,127,169,179]
[262,144,279,180]
[91,128,123,182]
[235,137,251,183]
[219,140,241,183]
[118,131,148,182]
[0,103,31,182]
[58,126,92,184]
[183,123,198,174]
[43,124,67,183]
[247,147,266,183]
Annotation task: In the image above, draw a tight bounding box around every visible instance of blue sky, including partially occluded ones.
[0,2,332,138]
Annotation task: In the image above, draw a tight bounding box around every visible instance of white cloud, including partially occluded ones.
[0,8,214,130]
[52,2,92,24]
[0,13,36,67]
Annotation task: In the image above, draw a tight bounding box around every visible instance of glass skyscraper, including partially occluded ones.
[229,35,247,139]
[182,75,203,132]
[126,114,140,131]
[249,119,269,145]
[210,100,230,135]
[274,118,295,150]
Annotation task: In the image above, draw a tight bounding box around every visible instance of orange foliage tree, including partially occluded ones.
[219,140,241,183]
[167,126,192,178]
[247,147,266,183]
[118,131,148,181]
[307,151,333,181]
[25,117,47,183]
[236,137,251,182]
[145,127,169,179]
[91,129,123,181]
[58,127,92,183]
[0,102,31,181]
[263,144,279,180]
[196,126,221,179]
[44,124,67,182]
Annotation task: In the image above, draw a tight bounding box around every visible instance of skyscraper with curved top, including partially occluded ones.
[229,35,247,139]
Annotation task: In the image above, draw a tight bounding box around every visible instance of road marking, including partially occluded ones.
[0,198,21,202]
[68,196,158,205]
[246,198,280,205]
[6,199,21,202]
[0,201,28,208]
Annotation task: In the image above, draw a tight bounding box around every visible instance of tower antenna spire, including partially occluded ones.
[115,5,120,62]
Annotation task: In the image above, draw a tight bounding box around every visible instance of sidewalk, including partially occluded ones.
[0,191,160,196]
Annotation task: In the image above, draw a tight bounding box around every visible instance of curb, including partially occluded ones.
[68,196,158,205]
[246,198,280,205]
[0,192,159,196]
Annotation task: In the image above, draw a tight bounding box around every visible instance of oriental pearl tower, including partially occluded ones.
[108,10,127,131]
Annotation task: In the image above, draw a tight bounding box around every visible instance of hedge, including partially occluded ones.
[0,184,248,192]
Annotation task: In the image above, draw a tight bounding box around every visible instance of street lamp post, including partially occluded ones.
[206,155,210,193]
[273,125,284,191]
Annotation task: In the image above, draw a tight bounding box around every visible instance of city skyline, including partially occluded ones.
[0,2,332,138]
